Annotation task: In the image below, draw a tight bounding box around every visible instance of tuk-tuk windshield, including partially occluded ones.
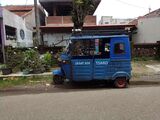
[70,38,110,58]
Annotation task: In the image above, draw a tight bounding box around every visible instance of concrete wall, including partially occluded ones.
[24,8,46,30]
[99,16,133,25]
[46,16,97,26]
[133,17,160,44]
[24,9,35,30]
[2,8,33,47]
[43,33,71,47]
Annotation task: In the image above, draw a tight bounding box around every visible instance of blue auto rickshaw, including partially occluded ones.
[53,33,132,88]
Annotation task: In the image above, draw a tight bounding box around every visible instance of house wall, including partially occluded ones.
[24,9,35,30]
[133,17,160,44]
[43,33,71,47]
[24,8,46,30]
[46,16,97,26]
[2,9,33,47]
[99,16,133,25]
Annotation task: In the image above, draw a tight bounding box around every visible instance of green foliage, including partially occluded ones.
[72,0,95,29]
[5,47,24,70]
[0,64,7,69]
[21,49,44,73]
[4,47,59,74]
[41,52,53,71]
[43,52,52,66]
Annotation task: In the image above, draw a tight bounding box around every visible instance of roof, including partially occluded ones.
[129,8,160,25]
[40,24,136,33]
[71,35,128,40]
[144,8,160,18]
[3,5,34,16]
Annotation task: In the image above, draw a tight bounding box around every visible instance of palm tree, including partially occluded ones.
[72,0,95,30]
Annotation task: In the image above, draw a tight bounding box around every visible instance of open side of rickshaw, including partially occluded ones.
[52,34,131,88]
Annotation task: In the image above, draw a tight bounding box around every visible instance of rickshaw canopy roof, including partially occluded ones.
[70,35,129,40]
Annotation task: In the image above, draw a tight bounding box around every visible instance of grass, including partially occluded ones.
[131,58,160,79]
[0,75,52,89]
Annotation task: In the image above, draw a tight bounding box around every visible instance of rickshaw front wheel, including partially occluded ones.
[114,77,128,88]
[53,75,64,85]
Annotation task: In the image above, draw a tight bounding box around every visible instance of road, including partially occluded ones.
[1,85,160,120]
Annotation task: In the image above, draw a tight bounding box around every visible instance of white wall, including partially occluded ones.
[133,17,160,44]
[99,16,133,25]
[43,33,71,47]
[2,9,33,47]
[24,9,35,31]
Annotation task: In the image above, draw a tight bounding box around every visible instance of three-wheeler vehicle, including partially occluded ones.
[53,33,132,88]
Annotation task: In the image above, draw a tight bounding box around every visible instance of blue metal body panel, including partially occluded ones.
[110,37,131,60]
[61,64,71,79]
[53,35,132,82]
[52,69,64,76]
[71,59,93,81]
[93,59,110,79]
[109,60,131,80]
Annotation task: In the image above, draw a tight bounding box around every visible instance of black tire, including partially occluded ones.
[114,77,128,88]
[53,75,64,85]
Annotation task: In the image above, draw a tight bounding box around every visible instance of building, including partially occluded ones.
[0,5,46,63]
[39,0,136,49]
[0,5,45,47]
[99,16,134,25]
[39,0,101,47]
[4,5,46,43]
[131,8,160,44]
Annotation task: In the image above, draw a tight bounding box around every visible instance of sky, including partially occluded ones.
[0,0,160,20]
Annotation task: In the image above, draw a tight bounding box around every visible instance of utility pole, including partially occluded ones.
[34,0,41,46]
[0,5,6,63]
[148,7,151,13]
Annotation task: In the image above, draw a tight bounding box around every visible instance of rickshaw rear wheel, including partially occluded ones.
[53,75,64,85]
[114,77,128,88]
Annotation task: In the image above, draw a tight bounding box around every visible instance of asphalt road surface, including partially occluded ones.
[1,85,160,120]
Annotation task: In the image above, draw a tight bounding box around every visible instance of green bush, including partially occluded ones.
[41,52,52,71]
[21,49,44,73]
[0,64,7,69]
[5,47,24,71]
[43,52,52,66]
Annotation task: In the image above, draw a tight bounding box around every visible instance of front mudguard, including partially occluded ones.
[52,69,64,77]
[112,71,131,80]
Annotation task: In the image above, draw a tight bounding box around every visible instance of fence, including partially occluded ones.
[132,42,160,57]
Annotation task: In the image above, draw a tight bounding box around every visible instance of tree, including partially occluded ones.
[72,0,95,30]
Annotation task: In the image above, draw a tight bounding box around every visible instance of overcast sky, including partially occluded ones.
[1,0,160,20]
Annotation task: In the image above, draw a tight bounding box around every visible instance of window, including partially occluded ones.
[105,22,109,24]
[70,39,111,58]
[20,29,25,40]
[5,25,17,41]
[71,40,95,56]
[114,43,125,54]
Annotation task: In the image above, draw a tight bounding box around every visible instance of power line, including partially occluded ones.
[25,0,28,7]
[114,0,147,9]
